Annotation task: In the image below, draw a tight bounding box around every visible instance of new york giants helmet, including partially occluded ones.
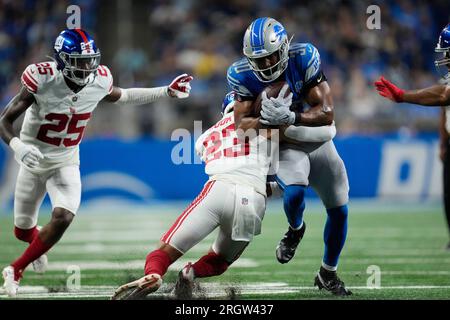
[221,91,236,116]
[243,17,291,82]
[53,29,101,86]
[435,24,450,79]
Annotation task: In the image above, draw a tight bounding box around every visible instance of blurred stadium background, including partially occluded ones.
[0,0,449,299]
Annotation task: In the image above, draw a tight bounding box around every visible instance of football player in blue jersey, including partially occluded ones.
[227,17,351,295]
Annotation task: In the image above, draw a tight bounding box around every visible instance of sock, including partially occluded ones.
[14,226,39,243]
[11,235,52,279]
[323,205,348,269]
[283,185,306,230]
[144,249,172,277]
[192,252,229,278]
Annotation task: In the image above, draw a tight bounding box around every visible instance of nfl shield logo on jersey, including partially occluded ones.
[242,198,248,205]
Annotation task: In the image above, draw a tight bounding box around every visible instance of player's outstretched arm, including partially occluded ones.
[0,86,44,169]
[102,74,193,105]
[295,81,334,126]
[375,76,450,106]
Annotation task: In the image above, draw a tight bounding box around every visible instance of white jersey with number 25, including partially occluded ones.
[195,111,273,196]
[20,61,113,174]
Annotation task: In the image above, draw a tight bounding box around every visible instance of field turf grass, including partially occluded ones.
[0,203,449,300]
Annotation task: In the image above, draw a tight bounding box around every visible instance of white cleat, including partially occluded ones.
[31,226,47,274]
[111,273,162,300]
[31,254,48,274]
[2,266,19,297]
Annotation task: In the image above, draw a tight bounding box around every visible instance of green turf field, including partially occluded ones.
[1,203,449,300]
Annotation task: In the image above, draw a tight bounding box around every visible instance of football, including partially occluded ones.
[251,81,291,117]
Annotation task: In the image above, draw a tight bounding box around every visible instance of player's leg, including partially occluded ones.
[175,188,266,298]
[8,166,81,286]
[275,147,310,263]
[112,180,225,300]
[2,166,47,296]
[443,140,450,250]
[309,141,351,296]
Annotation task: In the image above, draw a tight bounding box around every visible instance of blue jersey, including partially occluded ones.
[227,42,323,112]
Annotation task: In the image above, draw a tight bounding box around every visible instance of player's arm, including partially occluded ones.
[375,76,450,106]
[234,99,278,139]
[0,86,44,168]
[0,87,35,144]
[102,74,193,105]
[294,81,334,126]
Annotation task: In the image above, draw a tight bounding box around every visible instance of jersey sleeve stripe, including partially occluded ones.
[25,71,38,86]
[21,73,37,93]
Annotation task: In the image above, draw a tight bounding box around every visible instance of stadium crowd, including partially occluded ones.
[0,0,449,138]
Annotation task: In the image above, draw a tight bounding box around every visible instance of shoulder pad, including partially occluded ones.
[96,65,114,94]
[227,59,253,97]
[21,62,57,94]
[289,43,321,83]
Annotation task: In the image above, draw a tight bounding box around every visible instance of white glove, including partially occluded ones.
[259,84,295,126]
[167,73,193,99]
[9,137,44,169]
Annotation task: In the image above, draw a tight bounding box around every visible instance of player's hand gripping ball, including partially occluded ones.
[260,83,294,126]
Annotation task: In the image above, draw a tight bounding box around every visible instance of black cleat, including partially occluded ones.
[314,266,352,296]
[446,241,450,251]
[275,223,306,264]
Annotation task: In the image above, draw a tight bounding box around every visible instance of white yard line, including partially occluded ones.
[27,258,258,272]
[1,283,449,299]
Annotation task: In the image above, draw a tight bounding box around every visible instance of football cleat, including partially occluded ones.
[174,262,195,299]
[446,241,450,251]
[2,266,20,297]
[314,266,352,296]
[31,254,48,274]
[31,226,47,274]
[276,222,306,264]
[111,273,162,300]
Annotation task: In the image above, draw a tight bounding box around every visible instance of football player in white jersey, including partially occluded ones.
[111,90,336,300]
[0,28,193,297]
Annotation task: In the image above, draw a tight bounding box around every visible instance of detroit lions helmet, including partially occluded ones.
[221,91,236,116]
[53,29,101,86]
[243,17,291,82]
[435,24,450,79]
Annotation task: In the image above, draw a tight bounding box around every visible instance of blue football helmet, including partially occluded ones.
[221,91,236,116]
[243,17,291,82]
[435,24,450,79]
[53,29,101,85]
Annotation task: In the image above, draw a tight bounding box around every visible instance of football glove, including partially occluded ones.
[168,73,193,99]
[260,84,294,126]
[374,76,404,102]
[9,137,44,169]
